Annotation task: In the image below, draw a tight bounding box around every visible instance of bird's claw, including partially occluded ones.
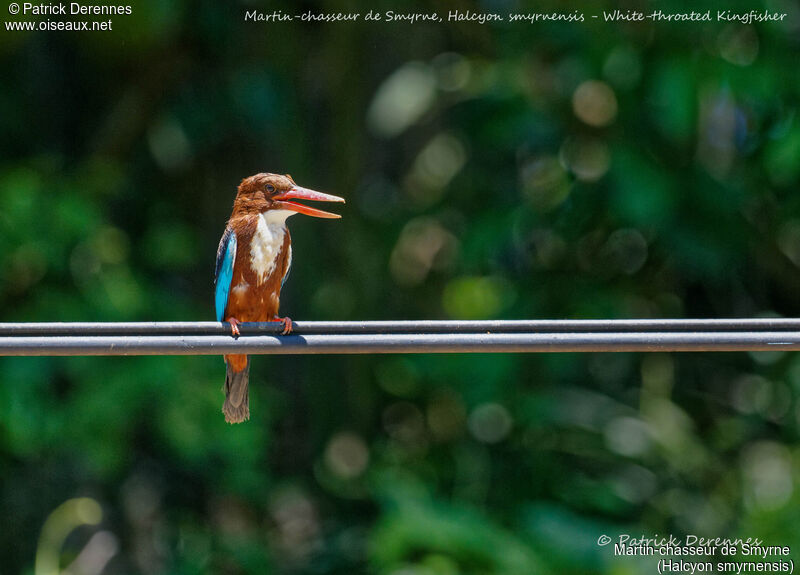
[274,316,293,335]
[226,317,242,338]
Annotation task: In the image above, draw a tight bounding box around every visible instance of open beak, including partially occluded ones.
[273,186,345,219]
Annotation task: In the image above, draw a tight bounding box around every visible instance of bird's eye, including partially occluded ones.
[265,184,275,193]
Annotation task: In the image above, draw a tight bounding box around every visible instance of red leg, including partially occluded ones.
[273,316,293,335]
[225,317,242,337]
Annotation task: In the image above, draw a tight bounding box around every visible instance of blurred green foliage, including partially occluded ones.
[1,0,800,573]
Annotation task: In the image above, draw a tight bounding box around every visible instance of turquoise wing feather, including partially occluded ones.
[214,228,237,322]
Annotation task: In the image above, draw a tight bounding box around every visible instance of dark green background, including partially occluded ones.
[1,0,799,573]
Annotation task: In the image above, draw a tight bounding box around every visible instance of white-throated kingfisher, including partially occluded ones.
[214,173,344,423]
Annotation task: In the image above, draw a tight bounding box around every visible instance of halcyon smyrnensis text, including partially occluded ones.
[214,173,344,423]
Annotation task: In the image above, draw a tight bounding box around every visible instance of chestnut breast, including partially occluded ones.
[226,211,293,321]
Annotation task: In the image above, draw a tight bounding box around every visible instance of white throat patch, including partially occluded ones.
[250,210,293,282]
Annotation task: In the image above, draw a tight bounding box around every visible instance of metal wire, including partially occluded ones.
[0,320,798,356]
[2,318,800,335]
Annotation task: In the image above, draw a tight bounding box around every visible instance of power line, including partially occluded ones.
[0,320,798,356]
[2,318,800,335]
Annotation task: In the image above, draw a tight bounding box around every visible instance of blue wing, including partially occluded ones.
[214,227,237,322]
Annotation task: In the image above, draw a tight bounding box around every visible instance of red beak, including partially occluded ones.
[273,186,345,219]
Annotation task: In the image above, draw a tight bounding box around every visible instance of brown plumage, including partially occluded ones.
[215,173,344,423]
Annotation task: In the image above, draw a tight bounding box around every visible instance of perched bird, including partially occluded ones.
[214,173,344,423]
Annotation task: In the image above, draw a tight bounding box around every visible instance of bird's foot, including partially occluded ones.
[273,316,293,335]
[226,317,242,338]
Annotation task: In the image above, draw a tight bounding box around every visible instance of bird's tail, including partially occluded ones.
[223,354,250,423]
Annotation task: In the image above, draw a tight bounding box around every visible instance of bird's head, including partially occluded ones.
[234,173,345,219]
